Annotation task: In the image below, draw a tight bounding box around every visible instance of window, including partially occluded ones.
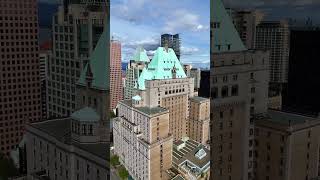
[220,111,223,119]
[212,87,218,98]
[87,164,90,174]
[232,74,237,81]
[221,86,228,98]
[250,73,254,79]
[82,124,86,135]
[231,85,238,96]
[89,125,93,135]
[251,87,255,93]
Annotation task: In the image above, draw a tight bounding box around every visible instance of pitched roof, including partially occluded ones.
[77,25,109,90]
[137,47,187,90]
[212,0,247,53]
[132,46,149,62]
[71,107,100,122]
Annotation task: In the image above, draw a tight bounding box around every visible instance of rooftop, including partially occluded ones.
[171,174,185,180]
[71,107,100,122]
[190,96,210,103]
[121,100,168,116]
[78,23,109,90]
[30,118,109,160]
[266,109,317,125]
[137,47,187,90]
[132,46,149,62]
[212,0,247,53]
[173,139,210,170]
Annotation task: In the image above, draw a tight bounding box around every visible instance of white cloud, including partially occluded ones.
[181,46,200,55]
[123,37,159,50]
[163,9,208,33]
[147,50,156,56]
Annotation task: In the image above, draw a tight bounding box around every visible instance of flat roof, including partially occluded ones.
[121,100,168,116]
[171,174,185,180]
[190,96,210,103]
[30,118,109,161]
[266,110,317,125]
[173,139,210,169]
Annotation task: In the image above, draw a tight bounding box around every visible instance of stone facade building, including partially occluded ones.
[26,20,110,180]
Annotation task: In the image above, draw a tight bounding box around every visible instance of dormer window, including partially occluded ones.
[227,44,231,50]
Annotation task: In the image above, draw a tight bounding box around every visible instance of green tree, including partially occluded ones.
[110,155,120,167]
[109,111,117,119]
[118,166,129,180]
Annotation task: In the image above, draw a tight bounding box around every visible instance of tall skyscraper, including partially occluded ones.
[47,1,106,118]
[255,21,290,94]
[161,34,181,60]
[226,9,265,49]
[124,47,149,100]
[282,29,320,116]
[39,42,52,119]
[0,0,42,156]
[110,40,123,110]
[113,46,210,179]
[211,0,269,179]
[190,68,201,90]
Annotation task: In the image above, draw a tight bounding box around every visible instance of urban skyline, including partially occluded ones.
[110,0,210,65]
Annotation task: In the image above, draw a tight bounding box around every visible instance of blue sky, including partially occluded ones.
[110,0,210,64]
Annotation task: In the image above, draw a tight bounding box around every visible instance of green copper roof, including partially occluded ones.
[137,47,186,90]
[132,95,142,101]
[71,107,100,122]
[77,24,109,90]
[212,0,247,53]
[132,46,149,62]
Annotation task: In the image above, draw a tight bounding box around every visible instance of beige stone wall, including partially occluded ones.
[210,103,247,180]
[255,121,320,180]
[254,125,288,180]
[150,113,170,143]
[188,100,210,144]
[288,126,320,180]
[150,140,173,180]
[162,94,188,141]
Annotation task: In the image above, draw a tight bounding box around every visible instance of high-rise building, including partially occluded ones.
[124,47,149,99]
[47,1,106,118]
[254,110,320,180]
[161,34,181,60]
[40,42,52,119]
[226,9,265,49]
[113,46,210,179]
[211,0,269,179]
[26,20,110,180]
[110,40,123,110]
[282,29,320,116]
[190,68,201,90]
[0,0,42,156]
[255,21,290,94]
[183,64,192,77]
